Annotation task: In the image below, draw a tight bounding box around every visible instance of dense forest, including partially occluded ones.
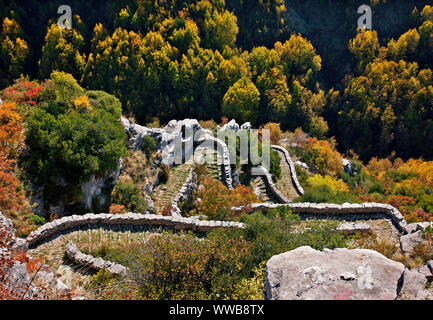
[1,0,432,161]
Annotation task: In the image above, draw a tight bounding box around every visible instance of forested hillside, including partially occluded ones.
[1,0,432,161]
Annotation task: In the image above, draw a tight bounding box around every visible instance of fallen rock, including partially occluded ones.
[417,265,433,281]
[400,231,427,254]
[265,246,406,300]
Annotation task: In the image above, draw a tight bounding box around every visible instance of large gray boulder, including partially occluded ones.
[397,269,428,300]
[400,230,427,254]
[265,246,406,300]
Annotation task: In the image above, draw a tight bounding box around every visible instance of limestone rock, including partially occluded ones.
[265,246,406,300]
[400,231,425,254]
[241,122,252,130]
[337,222,371,235]
[397,269,428,300]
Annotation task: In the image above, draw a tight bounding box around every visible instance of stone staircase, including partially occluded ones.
[274,148,301,201]
[250,176,280,203]
[194,147,222,180]
[154,163,193,214]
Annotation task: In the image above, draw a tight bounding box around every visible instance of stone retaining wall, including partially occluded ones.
[231,202,408,233]
[197,134,233,189]
[171,167,198,216]
[26,213,245,247]
[65,241,128,275]
[253,166,291,204]
[271,145,304,196]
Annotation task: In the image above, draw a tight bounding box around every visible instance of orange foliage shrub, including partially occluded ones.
[197,177,260,221]
[386,195,416,209]
[0,156,26,214]
[301,137,343,176]
[109,204,126,214]
[220,116,229,126]
[0,101,26,216]
[263,122,282,145]
[366,157,393,174]
[0,101,25,158]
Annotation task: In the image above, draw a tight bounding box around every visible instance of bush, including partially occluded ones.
[196,177,260,221]
[158,164,170,184]
[296,185,356,204]
[23,72,127,189]
[296,174,356,204]
[28,214,46,226]
[240,207,347,272]
[111,181,148,212]
[124,231,251,300]
[140,135,156,159]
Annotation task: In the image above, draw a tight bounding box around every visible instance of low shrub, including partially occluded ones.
[140,136,156,159]
[158,164,170,184]
[111,181,148,212]
[28,214,46,226]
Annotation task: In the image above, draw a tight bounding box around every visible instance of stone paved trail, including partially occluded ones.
[273,148,302,201]
[250,176,280,203]
[196,147,222,180]
[153,163,193,214]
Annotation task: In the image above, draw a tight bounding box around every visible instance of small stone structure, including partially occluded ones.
[252,166,291,204]
[170,167,198,216]
[271,145,304,196]
[65,241,128,275]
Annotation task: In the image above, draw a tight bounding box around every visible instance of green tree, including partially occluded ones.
[348,29,380,73]
[23,72,127,193]
[222,78,260,125]
[0,17,29,86]
[38,22,86,80]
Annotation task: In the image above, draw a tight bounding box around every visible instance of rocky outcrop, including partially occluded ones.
[26,213,245,247]
[65,241,128,275]
[271,145,304,196]
[1,212,69,299]
[264,246,407,300]
[400,221,432,254]
[417,262,433,282]
[0,212,28,252]
[232,202,408,233]
[400,231,430,254]
[81,158,123,211]
[121,117,234,188]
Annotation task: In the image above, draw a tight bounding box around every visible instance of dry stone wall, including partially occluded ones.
[26,213,245,247]
[196,133,233,189]
[271,145,304,196]
[171,167,198,216]
[253,166,290,204]
[232,202,408,233]
[65,241,128,275]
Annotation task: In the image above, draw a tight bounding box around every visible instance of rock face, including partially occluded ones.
[265,246,406,300]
